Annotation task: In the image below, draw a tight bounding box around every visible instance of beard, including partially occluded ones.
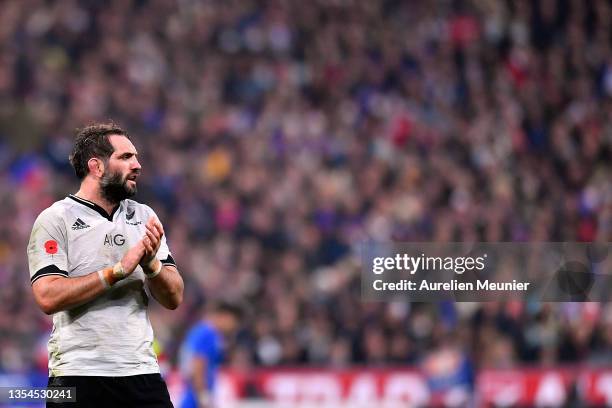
[100,169,137,204]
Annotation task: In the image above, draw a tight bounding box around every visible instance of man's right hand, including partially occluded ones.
[102,240,146,287]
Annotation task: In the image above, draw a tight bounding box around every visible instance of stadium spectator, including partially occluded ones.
[0,0,609,383]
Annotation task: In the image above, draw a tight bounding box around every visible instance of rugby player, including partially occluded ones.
[27,123,184,407]
[179,302,242,408]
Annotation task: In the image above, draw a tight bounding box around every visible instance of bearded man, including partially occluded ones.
[27,122,183,407]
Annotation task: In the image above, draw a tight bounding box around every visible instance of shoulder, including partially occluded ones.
[199,323,221,343]
[184,324,219,355]
[188,322,215,341]
[33,199,71,227]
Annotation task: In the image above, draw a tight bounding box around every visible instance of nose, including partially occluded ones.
[132,157,141,171]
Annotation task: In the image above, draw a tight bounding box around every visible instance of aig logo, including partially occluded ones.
[104,233,125,246]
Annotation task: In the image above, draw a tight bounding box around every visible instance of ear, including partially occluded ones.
[87,158,104,178]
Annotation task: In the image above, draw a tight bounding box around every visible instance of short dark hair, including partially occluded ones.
[213,300,244,320]
[69,122,130,180]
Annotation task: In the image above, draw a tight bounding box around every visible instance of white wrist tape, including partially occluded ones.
[98,269,110,289]
[145,259,162,279]
[112,261,126,280]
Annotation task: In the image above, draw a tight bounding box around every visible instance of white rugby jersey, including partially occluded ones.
[27,194,177,377]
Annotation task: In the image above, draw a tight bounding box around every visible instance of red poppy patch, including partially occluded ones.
[44,240,58,255]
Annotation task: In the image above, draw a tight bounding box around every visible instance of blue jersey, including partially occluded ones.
[179,321,223,408]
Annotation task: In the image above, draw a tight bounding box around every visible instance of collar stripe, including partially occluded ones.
[68,195,120,221]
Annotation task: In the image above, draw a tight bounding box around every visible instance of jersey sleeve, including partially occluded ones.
[191,329,215,359]
[178,326,209,377]
[158,233,176,267]
[144,205,177,268]
[27,208,69,284]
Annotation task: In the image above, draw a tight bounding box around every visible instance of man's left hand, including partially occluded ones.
[140,216,164,273]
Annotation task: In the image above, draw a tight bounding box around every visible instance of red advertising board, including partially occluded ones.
[165,366,612,406]
[477,368,573,406]
[578,369,612,406]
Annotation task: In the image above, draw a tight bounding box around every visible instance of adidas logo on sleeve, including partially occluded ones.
[71,218,91,230]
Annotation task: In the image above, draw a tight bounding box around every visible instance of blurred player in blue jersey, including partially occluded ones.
[179,302,242,408]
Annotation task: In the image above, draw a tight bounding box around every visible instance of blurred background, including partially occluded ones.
[0,0,611,406]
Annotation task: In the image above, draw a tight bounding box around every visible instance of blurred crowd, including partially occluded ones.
[0,0,611,378]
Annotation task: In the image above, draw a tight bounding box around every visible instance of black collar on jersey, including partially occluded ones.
[68,194,121,221]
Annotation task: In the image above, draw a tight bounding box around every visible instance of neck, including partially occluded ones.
[75,178,119,216]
